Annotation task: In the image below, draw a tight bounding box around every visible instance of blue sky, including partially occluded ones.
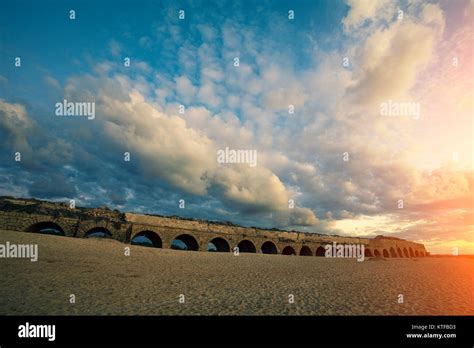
[1,0,350,123]
[0,0,473,253]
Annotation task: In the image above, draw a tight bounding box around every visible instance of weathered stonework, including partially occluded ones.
[0,197,429,257]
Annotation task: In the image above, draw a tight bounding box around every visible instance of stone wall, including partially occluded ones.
[0,197,428,257]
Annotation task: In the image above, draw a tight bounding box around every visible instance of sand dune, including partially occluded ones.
[0,230,472,315]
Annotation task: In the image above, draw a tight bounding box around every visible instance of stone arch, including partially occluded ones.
[237,240,256,253]
[208,237,230,252]
[85,227,112,238]
[131,230,162,248]
[374,249,381,257]
[261,241,278,254]
[26,221,65,236]
[415,250,419,257]
[383,249,390,258]
[409,247,414,257]
[403,248,409,257]
[172,234,199,251]
[300,246,312,256]
[397,248,403,257]
[365,248,373,257]
[315,246,326,257]
[282,246,296,255]
[390,247,397,257]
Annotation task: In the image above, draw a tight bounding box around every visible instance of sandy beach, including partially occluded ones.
[0,230,472,316]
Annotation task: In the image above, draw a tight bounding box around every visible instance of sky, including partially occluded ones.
[0,0,473,254]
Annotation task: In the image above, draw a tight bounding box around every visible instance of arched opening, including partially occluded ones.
[208,237,230,252]
[365,248,373,257]
[383,249,390,258]
[374,249,381,257]
[409,248,414,257]
[315,246,326,257]
[390,247,397,257]
[300,246,312,256]
[415,250,419,257]
[282,246,296,255]
[261,241,278,254]
[131,230,162,248]
[26,221,65,236]
[171,234,199,251]
[85,227,112,238]
[237,240,256,253]
[403,248,409,258]
[397,248,403,257]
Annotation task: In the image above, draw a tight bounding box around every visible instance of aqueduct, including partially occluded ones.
[0,197,429,257]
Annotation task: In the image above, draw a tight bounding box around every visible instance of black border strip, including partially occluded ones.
[0,315,473,346]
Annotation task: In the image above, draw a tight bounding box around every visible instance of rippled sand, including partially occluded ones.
[0,230,472,315]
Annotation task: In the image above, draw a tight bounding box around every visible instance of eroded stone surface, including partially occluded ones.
[0,197,428,257]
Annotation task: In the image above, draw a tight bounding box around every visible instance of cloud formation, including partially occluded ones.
[0,0,472,253]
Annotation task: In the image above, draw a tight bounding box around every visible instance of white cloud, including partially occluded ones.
[197,80,222,108]
[175,75,197,101]
[62,74,318,224]
[342,0,393,31]
[263,86,306,111]
[347,3,445,105]
[0,100,32,152]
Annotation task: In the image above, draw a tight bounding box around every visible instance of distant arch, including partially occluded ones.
[403,248,409,258]
[397,248,403,257]
[300,246,312,256]
[409,247,414,257]
[172,234,199,251]
[237,240,256,253]
[131,230,162,248]
[26,221,65,236]
[85,227,112,238]
[208,237,230,252]
[364,248,373,257]
[374,249,381,257]
[415,250,419,257]
[315,246,326,257]
[383,249,390,258]
[390,247,397,258]
[261,241,278,254]
[282,246,296,255]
